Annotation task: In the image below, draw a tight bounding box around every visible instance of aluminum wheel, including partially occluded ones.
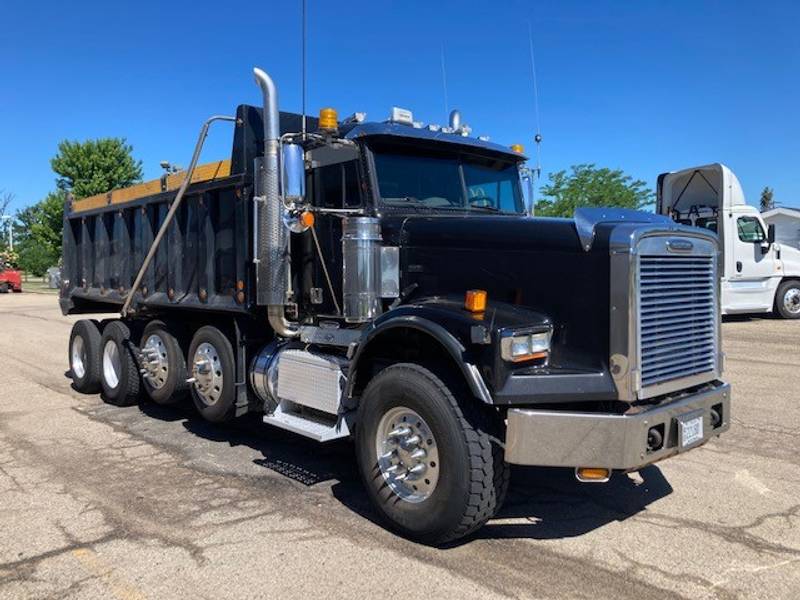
[375,406,440,503]
[783,287,800,315]
[141,334,169,389]
[192,342,223,406]
[102,339,121,389]
[71,335,86,379]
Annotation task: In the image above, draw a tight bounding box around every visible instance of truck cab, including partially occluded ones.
[657,163,800,318]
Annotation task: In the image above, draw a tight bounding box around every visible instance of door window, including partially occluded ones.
[737,217,766,243]
[312,161,361,209]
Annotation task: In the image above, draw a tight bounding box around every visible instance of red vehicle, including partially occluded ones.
[0,259,22,293]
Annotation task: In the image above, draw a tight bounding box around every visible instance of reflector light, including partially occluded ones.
[511,143,525,154]
[575,467,611,482]
[300,211,315,228]
[464,289,487,313]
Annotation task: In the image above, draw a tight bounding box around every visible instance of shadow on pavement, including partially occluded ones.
[722,313,777,323]
[137,399,672,545]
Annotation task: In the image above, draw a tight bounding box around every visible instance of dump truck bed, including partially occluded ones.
[59,106,315,316]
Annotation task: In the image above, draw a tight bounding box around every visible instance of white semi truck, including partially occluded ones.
[658,163,800,319]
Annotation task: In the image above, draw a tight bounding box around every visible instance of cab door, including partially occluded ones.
[725,211,778,311]
[731,213,775,280]
[301,146,363,317]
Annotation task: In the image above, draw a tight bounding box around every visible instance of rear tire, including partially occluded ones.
[69,320,102,393]
[140,320,188,405]
[0,282,8,293]
[355,363,509,545]
[187,326,236,422]
[99,320,141,406]
[775,279,800,319]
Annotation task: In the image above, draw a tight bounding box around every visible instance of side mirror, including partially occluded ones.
[768,223,776,244]
[520,166,534,216]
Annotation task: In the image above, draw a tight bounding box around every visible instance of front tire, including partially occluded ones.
[69,319,102,393]
[775,280,800,319]
[355,363,509,545]
[99,320,141,406]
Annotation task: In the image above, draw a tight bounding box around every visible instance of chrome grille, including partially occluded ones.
[637,253,717,392]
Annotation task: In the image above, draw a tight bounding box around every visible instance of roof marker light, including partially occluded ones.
[342,112,366,124]
[319,107,338,131]
[389,107,414,125]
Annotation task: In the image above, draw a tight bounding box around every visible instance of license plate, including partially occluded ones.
[678,412,704,449]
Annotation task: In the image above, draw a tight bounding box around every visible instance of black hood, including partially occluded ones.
[381,215,613,371]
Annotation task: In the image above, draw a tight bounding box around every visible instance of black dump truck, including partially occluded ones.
[61,67,731,544]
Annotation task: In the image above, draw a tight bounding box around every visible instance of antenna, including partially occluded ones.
[440,42,449,118]
[527,21,543,206]
[301,0,307,137]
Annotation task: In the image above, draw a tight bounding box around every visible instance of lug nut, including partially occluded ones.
[388,426,411,438]
[408,463,427,478]
[410,448,427,460]
[402,435,421,448]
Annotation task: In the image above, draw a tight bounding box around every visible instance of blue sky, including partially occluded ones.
[1,0,798,213]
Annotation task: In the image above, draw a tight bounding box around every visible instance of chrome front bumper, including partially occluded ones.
[504,382,731,470]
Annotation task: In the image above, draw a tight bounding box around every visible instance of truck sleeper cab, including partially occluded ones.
[657,163,800,319]
[61,68,731,544]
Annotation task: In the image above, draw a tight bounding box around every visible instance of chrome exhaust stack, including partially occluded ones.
[253,67,299,338]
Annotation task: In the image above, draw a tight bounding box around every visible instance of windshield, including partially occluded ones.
[373,149,525,214]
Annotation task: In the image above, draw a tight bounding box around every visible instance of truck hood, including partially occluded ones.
[386,214,584,253]
[381,214,612,371]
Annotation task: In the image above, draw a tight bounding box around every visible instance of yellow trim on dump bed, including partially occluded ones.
[70,159,232,214]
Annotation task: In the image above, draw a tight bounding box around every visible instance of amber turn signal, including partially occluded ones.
[575,467,611,482]
[300,210,315,228]
[465,289,487,313]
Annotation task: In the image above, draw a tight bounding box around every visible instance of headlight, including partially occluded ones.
[500,330,551,363]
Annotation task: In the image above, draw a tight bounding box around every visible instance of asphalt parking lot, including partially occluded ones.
[0,293,798,599]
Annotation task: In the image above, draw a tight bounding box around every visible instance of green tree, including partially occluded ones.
[51,138,143,199]
[535,164,653,217]
[14,191,65,276]
[759,186,774,212]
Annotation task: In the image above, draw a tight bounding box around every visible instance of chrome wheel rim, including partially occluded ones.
[102,340,121,389]
[71,335,86,379]
[783,288,800,314]
[141,334,169,389]
[192,342,223,405]
[375,406,440,503]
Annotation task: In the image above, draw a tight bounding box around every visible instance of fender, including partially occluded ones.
[346,304,494,404]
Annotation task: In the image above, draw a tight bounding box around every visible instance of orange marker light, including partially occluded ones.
[300,210,315,228]
[319,107,338,131]
[575,467,611,482]
[510,143,525,154]
[465,289,487,313]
